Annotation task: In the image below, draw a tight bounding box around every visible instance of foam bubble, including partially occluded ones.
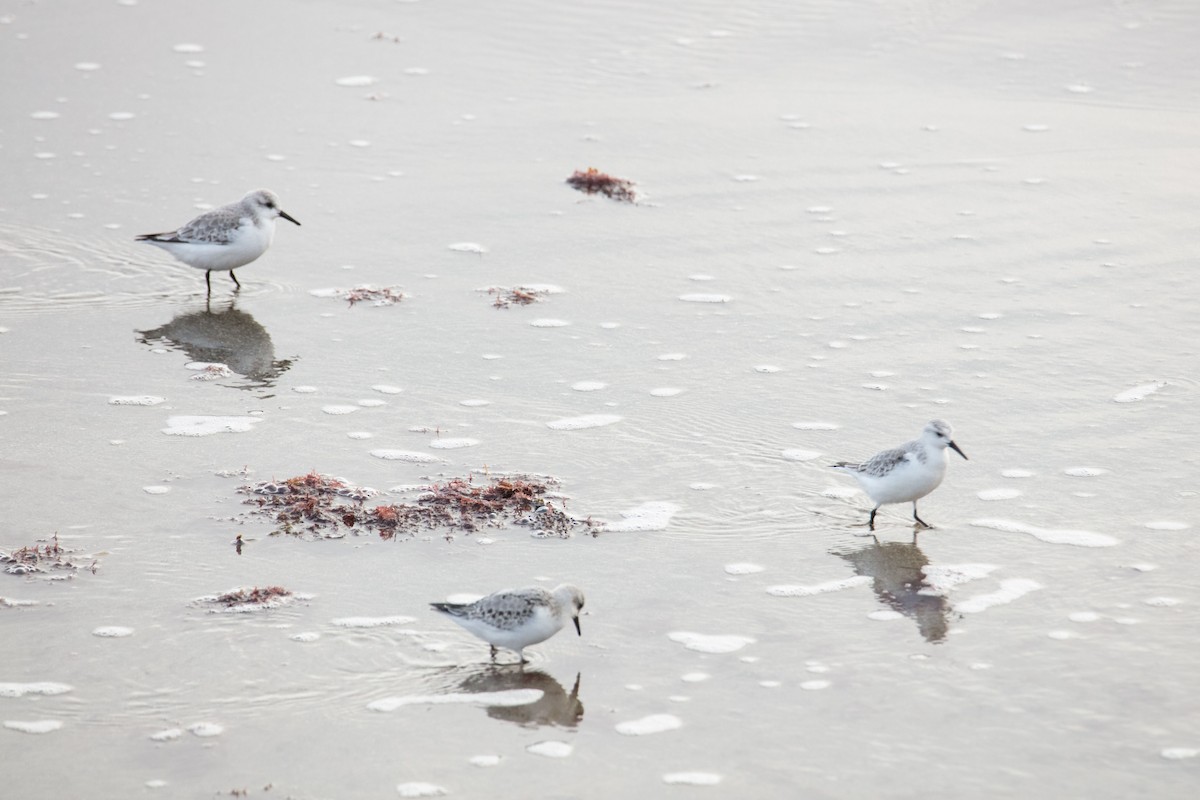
[322,405,359,415]
[1113,382,1165,403]
[681,673,710,683]
[1144,521,1189,531]
[292,386,318,393]
[370,450,442,462]
[650,387,683,397]
[678,294,732,303]
[335,75,378,87]
[957,579,1042,614]
[149,728,182,742]
[372,385,403,394]
[0,683,72,698]
[1143,597,1180,607]
[108,395,165,406]
[781,449,821,461]
[460,399,490,407]
[792,421,839,430]
[1001,469,1035,478]
[1064,467,1108,477]
[1161,748,1199,760]
[358,399,387,408]
[448,242,487,253]
[977,488,1022,500]
[429,438,479,449]
[546,414,622,430]
[604,502,679,532]
[290,632,320,642]
[332,616,416,628]
[396,782,447,797]
[368,690,542,712]
[920,564,999,595]
[724,563,764,575]
[529,318,570,327]
[92,626,134,638]
[658,353,687,361]
[3,720,62,734]
[469,755,501,767]
[187,722,223,737]
[754,365,781,373]
[1068,612,1101,623]
[142,486,170,495]
[662,773,721,786]
[667,632,754,654]
[970,519,1118,547]
[767,575,872,597]
[867,610,903,621]
[571,381,607,391]
[800,680,832,690]
[616,714,683,735]
[162,416,259,436]
[526,740,572,757]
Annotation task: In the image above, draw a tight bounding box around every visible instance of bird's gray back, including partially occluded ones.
[174,201,252,244]
[465,587,554,630]
[854,440,924,476]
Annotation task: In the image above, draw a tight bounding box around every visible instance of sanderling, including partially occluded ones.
[831,420,967,530]
[136,189,300,293]
[431,584,585,663]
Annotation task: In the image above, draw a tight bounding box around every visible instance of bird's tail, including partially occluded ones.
[430,602,467,616]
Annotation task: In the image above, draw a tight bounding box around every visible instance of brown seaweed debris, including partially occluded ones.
[1,533,96,576]
[214,586,293,607]
[566,167,637,203]
[239,472,596,540]
[488,286,548,308]
[313,286,406,307]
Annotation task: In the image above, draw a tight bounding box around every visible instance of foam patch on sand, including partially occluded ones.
[971,519,1118,547]
[616,714,683,735]
[368,690,543,712]
[957,579,1042,614]
[604,502,680,532]
[667,632,755,654]
[767,575,872,597]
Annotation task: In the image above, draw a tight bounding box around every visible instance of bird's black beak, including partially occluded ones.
[949,440,968,460]
[280,210,301,226]
[573,616,582,637]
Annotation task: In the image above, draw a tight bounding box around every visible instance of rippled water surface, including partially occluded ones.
[2,1,1198,798]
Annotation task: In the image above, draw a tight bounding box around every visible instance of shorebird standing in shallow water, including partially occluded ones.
[137,189,300,294]
[831,420,968,530]
[431,584,585,664]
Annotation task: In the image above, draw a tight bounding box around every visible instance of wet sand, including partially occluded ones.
[2,1,1198,798]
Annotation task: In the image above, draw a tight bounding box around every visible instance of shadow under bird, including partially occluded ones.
[831,419,968,530]
[136,189,300,293]
[431,584,585,664]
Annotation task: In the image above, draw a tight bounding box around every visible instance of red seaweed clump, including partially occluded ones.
[488,286,548,308]
[1,533,96,576]
[239,472,595,540]
[566,167,637,203]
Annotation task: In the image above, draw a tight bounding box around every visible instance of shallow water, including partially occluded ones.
[2,1,1198,798]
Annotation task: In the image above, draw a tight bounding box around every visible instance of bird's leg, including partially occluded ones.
[230,270,242,290]
[868,506,879,531]
[912,503,932,529]
[489,645,498,661]
[205,270,213,295]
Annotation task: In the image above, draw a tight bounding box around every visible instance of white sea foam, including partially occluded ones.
[142,486,170,495]
[335,75,378,87]
[149,728,182,742]
[372,385,403,394]
[0,682,72,698]
[370,450,443,463]
[3,720,62,734]
[650,387,683,397]
[1161,748,1199,760]
[781,449,822,461]
[571,381,607,391]
[767,575,872,597]
[396,782,447,797]
[469,755,501,767]
[1144,521,1189,531]
[957,579,1042,614]
[162,416,259,436]
[800,680,832,690]
[429,438,479,449]
[332,615,416,628]
[792,421,840,430]
[662,773,721,786]
[187,722,223,737]
[529,318,570,327]
[1001,469,1035,478]
[919,564,999,595]
[678,293,732,303]
[322,405,359,415]
[616,714,683,735]
[667,632,755,654]
[108,395,165,406]
[526,740,572,757]
[971,519,1118,547]
[290,632,320,643]
[977,488,1022,500]
[724,563,764,575]
[1064,467,1108,477]
[546,414,622,430]
[1113,382,1165,403]
[92,626,134,638]
[448,242,487,253]
[604,502,679,532]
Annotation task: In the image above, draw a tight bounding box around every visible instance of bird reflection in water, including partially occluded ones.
[833,534,952,643]
[136,300,293,390]
[434,664,584,729]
